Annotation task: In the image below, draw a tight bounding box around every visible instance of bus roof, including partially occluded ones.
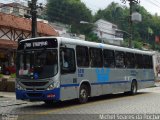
[20,36,154,55]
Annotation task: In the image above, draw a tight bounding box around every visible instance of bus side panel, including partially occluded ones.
[91,85,103,96]
[60,69,79,101]
[137,69,155,90]
[59,67,154,101]
[83,68,131,97]
[60,86,79,101]
[85,68,154,97]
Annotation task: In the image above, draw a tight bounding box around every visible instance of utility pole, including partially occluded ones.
[31,0,38,38]
[28,0,43,38]
[121,0,140,48]
[129,0,133,48]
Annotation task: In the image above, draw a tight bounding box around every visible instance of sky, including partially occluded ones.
[81,0,160,15]
[1,0,160,15]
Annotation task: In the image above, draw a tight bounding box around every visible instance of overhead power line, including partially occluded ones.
[154,0,160,6]
[147,0,160,8]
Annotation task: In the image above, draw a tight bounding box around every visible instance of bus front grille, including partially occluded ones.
[21,82,48,86]
[26,88,45,91]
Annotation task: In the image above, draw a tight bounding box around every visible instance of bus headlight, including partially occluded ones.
[47,81,60,90]
[16,82,25,90]
[54,80,60,88]
[47,83,54,90]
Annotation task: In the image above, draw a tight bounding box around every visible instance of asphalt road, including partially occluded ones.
[1,86,160,120]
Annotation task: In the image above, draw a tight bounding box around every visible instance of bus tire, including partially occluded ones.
[79,84,89,104]
[130,80,137,95]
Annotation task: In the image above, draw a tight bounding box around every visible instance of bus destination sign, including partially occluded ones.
[18,38,58,50]
[24,41,48,48]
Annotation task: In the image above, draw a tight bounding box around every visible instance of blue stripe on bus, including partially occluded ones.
[91,81,129,85]
[60,79,154,87]
[139,79,154,82]
[60,84,79,87]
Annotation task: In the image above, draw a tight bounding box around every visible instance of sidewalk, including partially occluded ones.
[0,91,15,98]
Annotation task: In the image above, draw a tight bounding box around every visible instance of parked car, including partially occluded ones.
[3,66,16,75]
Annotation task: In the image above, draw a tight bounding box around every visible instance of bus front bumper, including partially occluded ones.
[16,88,60,101]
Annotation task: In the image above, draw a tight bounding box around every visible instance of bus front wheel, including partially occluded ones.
[79,85,89,103]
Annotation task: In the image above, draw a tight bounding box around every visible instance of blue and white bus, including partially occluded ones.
[16,37,154,104]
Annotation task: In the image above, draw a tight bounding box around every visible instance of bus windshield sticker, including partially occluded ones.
[96,68,110,82]
[19,69,29,75]
[34,72,39,79]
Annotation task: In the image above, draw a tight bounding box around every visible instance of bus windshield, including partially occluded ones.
[16,49,58,79]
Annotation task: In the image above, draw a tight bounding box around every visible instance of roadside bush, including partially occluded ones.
[10,73,16,78]
[0,74,3,78]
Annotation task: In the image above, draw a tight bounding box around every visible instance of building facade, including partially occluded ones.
[49,22,85,40]
[93,19,124,46]
[0,12,58,74]
[0,2,30,17]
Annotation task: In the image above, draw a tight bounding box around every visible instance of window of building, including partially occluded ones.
[76,46,89,67]
[89,48,103,67]
[103,49,115,68]
[115,51,125,68]
[125,52,135,68]
[13,7,19,15]
[1,7,10,13]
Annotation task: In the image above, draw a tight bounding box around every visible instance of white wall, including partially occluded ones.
[93,19,123,45]
[94,19,116,39]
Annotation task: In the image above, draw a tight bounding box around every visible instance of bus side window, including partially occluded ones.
[135,54,143,69]
[115,51,125,68]
[143,55,149,69]
[149,56,153,68]
[103,49,115,68]
[89,48,103,67]
[125,52,135,68]
[143,55,153,69]
[76,46,89,67]
[60,48,76,74]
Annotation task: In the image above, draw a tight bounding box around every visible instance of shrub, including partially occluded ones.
[10,73,16,78]
[0,74,3,78]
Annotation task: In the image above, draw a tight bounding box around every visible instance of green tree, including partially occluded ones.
[46,0,93,33]
[45,0,160,50]
[94,2,160,50]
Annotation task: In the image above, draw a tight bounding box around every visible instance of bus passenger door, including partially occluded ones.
[60,47,78,100]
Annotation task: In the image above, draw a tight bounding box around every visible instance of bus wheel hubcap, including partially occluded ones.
[80,89,87,99]
[132,83,137,93]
